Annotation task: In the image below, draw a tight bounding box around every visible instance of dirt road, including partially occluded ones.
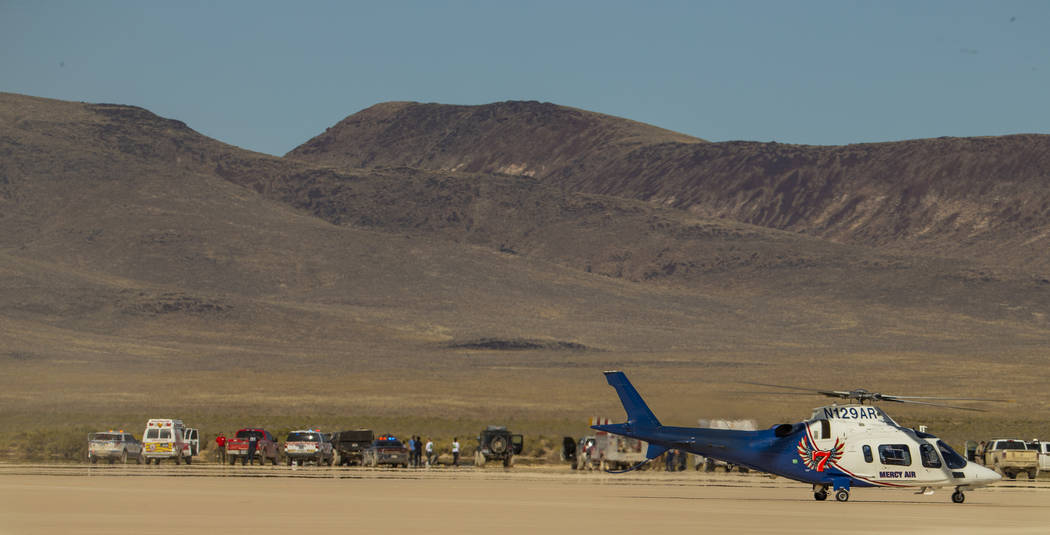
[1,465,1047,534]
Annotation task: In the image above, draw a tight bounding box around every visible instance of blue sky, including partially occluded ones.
[2,1,1048,156]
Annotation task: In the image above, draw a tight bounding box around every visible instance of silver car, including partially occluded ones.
[88,431,144,464]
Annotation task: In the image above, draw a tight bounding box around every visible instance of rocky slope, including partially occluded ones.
[287,101,1050,273]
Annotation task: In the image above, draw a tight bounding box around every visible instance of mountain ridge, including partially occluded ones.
[286,100,1050,273]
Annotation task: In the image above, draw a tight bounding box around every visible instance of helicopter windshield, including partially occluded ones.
[937,440,967,469]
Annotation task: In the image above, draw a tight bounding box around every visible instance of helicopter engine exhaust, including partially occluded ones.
[773,423,796,437]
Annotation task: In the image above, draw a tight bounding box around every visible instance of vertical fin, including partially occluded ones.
[603,371,662,428]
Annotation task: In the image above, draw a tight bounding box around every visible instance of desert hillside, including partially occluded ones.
[2,92,1048,458]
[287,101,1050,273]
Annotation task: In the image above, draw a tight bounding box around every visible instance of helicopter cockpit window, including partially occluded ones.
[820,419,830,440]
[862,445,873,463]
[919,443,942,468]
[878,444,912,466]
[936,440,968,469]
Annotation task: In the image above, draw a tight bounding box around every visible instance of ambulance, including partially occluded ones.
[142,418,197,465]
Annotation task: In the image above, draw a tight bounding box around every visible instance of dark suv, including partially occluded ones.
[474,426,523,467]
[363,435,409,467]
[331,429,374,466]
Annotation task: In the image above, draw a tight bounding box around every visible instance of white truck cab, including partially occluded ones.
[1029,440,1050,472]
[142,419,197,465]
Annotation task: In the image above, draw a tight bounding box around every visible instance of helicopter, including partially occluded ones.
[591,371,1002,503]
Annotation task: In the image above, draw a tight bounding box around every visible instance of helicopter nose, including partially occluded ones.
[973,464,1002,486]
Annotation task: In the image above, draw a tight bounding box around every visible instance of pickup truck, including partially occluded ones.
[976,439,1039,479]
[1028,441,1050,473]
[226,428,280,465]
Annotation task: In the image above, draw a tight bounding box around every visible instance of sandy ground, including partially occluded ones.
[1,464,1048,534]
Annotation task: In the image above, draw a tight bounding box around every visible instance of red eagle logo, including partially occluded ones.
[797,435,844,472]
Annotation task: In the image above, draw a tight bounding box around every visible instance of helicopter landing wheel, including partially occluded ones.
[952,490,965,504]
[835,489,850,502]
[814,489,828,501]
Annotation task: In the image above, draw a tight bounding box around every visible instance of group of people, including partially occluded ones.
[663,449,688,471]
[405,436,460,467]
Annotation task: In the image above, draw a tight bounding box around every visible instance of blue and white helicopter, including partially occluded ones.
[592,371,1002,503]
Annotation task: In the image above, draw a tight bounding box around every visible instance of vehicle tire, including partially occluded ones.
[230,456,238,466]
[490,436,508,455]
[155,458,162,465]
[120,450,128,464]
[952,490,965,504]
[1007,470,1017,480]
[834,489,849,502]
[814,490,828,501]
[1028,470,1038,480]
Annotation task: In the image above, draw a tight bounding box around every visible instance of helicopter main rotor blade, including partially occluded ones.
[739,381,850,398]
[878,394,1011,403]
[738,381,1003,411]
[883,398,988,412]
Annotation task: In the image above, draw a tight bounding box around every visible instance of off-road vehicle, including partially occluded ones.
[332,429,374,466]
[474,426,523,467]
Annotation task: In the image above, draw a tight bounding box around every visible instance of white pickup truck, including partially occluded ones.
[1029,441,1050,472]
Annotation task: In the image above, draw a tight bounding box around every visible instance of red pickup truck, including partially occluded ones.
[226,428,280,465]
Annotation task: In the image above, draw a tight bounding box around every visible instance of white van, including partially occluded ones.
[142,419,197,465]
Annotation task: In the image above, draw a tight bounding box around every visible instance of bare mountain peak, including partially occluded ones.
[286,99,705,175]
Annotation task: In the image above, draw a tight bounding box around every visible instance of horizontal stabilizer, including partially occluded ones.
[645,443,668,460]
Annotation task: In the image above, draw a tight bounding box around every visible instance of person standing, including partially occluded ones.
[215,432,227,464]
[451,437,460,466]
[407,436,416,468]
[246,432,258,466]
[414,436,423,467]
[425,437,434,467]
